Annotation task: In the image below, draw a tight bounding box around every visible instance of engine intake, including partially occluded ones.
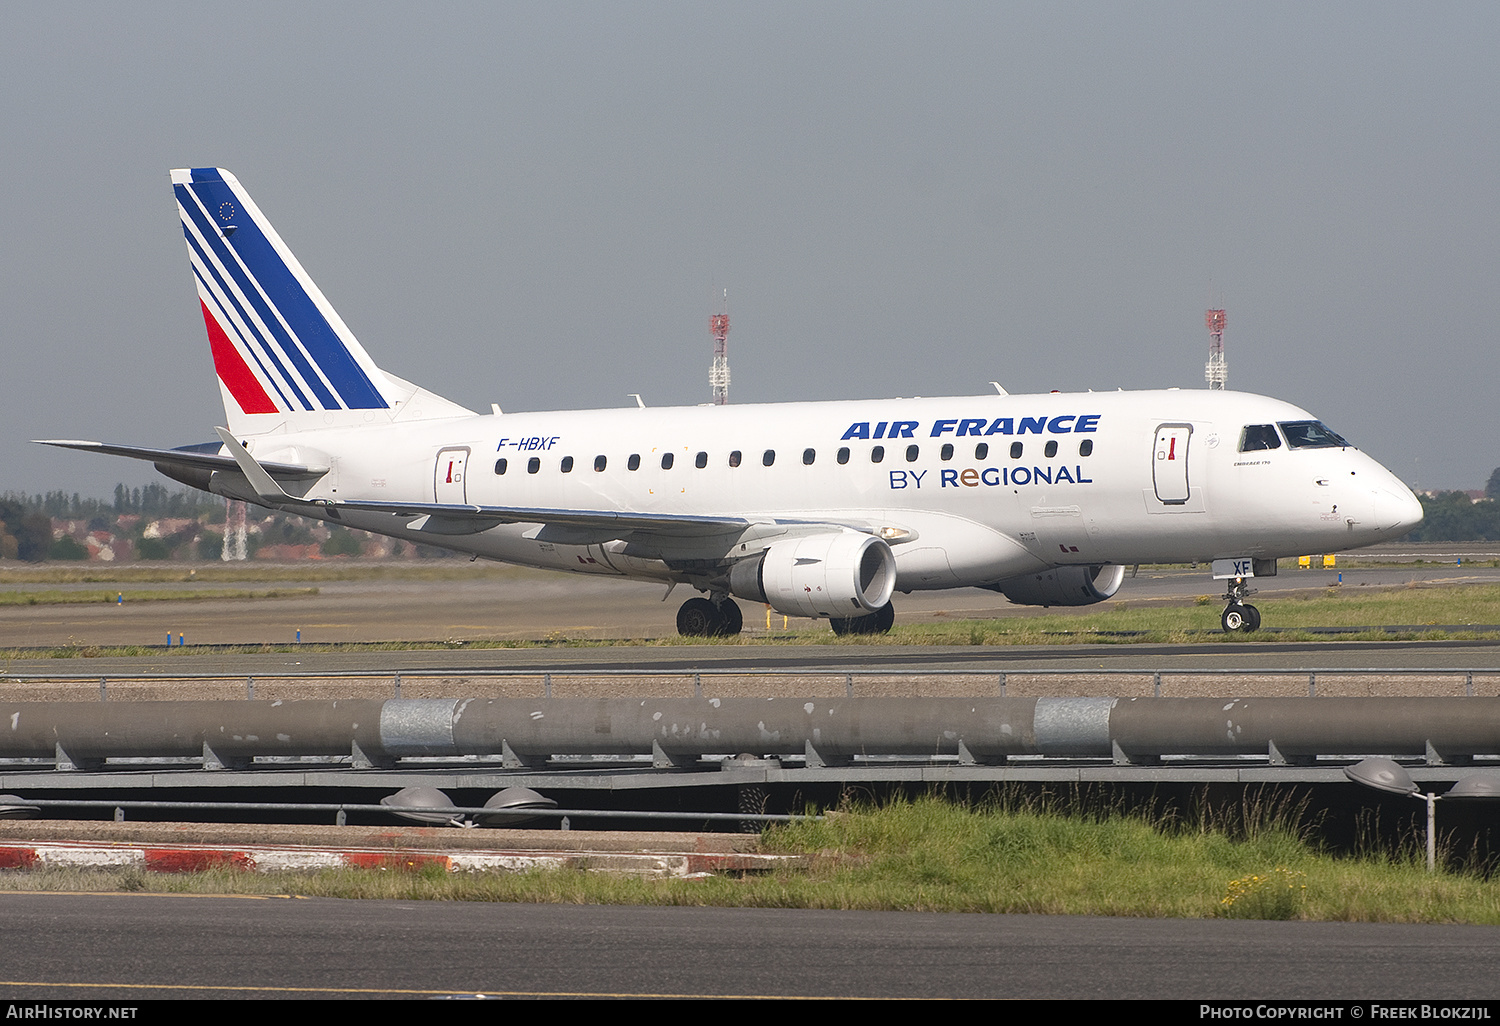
[729,532,896,619]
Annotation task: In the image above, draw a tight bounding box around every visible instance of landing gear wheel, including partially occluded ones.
[717,598,744,636]
[1242,603,1261,632]
[1219,575,1260,634]
[677,597,723,637]
[1221,602,1260,633]
[830,601,896,636]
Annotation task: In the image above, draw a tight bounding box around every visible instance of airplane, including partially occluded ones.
[40,167,1424,637]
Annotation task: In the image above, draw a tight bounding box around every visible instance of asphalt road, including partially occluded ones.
[0,894,1495,1000]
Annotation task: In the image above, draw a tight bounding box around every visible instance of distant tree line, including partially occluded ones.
[0,483,449,563]
[1404,492,1500,543]
[2,485,222,520]
[0,498,55,561]
[0,485,225,563]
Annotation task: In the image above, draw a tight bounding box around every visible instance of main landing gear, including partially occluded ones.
[1220,578,1260,634]
[830,601,896,636]
[676,595,743,638]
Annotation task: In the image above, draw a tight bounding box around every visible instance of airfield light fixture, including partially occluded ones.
[0,794,40,819]
[1344,759,1500,872]
[477,787,558,828]
[380,786,469,828]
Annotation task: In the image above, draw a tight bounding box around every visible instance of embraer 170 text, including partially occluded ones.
[41,169,1424,636]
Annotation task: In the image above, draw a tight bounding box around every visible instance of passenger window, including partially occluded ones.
[763,450,775,467]
[494,458,508,475]
[729,450,742,468]
[974,442,989,460]
[594,455,607,472]
[561,456,574,472]
[906,445,919,462]
[661,452,674,470]
[803,448,815,466]
[1239,425,1282,452]
[1078,439,1093,457]
[1010,442,1023,459]
[837,447,850,465]
[527,457,540,474]
[1044,440,1058,458]
[695,451,708,469]
[871,446,885,464]
[627,454,641,471]
[940,443,954,461]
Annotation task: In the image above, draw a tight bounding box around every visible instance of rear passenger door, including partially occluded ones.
[435,447,470,504]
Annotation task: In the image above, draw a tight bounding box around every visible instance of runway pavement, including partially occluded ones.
[0,895,1494,1000]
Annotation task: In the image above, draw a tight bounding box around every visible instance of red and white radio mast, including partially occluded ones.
[710,289,730,405]
[1205,308,1227,390]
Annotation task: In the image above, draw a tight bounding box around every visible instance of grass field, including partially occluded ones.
[7,580,1500,660]
[0,563,540,585]
[2,796,1492,922]
[0,587,317,606]
[876,582,1500,645]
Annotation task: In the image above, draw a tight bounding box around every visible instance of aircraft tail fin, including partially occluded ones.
[171,168,473,435]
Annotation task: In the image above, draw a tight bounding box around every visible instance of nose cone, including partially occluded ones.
[1372,479,1424,539]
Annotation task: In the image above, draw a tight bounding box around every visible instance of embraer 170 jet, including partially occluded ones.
[42,168,1423,636]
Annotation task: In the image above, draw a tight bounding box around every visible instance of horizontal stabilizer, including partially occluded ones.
[35,439,326,479]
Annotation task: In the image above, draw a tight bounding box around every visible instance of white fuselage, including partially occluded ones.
[234,387,1422,593]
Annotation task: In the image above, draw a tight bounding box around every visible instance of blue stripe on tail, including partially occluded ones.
[179,169,389,410]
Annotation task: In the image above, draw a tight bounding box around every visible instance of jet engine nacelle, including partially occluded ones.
[986,564,1125,607]
[729,532,897,619]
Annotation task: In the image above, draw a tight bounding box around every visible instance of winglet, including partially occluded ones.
[213,427,299,505]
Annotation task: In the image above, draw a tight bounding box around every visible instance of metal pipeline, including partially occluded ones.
[2,697,1498,764]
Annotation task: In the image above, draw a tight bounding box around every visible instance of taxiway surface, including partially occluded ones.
[0,895,1495,1000]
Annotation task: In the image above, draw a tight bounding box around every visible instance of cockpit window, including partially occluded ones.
[1239,425,1281,452]
[1278,420,1350,449]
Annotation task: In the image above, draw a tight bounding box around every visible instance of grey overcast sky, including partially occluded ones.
[3,2,1495,498]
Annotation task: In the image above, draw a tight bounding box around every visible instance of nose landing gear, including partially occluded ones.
[1220,577,1260,633]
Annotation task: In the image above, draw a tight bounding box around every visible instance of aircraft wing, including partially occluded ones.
[332,497,750,534]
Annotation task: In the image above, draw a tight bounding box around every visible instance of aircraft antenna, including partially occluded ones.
[710,289,730,405]
[1204,308,1227,390]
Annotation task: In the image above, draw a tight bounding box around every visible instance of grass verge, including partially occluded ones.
[6,582,1500,659]
[0,563,549,585]
[4,795,1496,922]
[0,588,318,606]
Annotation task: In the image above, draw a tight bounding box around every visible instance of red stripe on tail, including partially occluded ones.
[201,301,278,414]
